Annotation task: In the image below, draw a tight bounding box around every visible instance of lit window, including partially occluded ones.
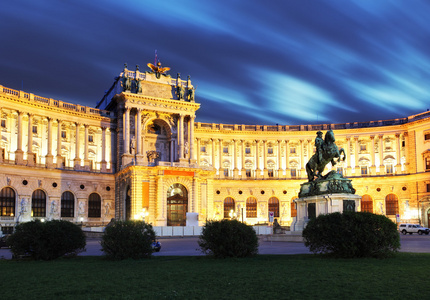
[246,197,257,218]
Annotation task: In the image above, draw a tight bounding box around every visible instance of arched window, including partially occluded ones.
[32,189,46,217]
[268,197,279,218]
[291,197,298,218]
[61,191,74,218]
[385,194,399,216]
[167,184,188,226]
[246,197,257,218]
[224,197,235,219]
[88,193,101,218]
[0,187,15,217]
[361,194,373,213]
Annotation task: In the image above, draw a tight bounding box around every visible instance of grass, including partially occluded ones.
[1,253,430,299]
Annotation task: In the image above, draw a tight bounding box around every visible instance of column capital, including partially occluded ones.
[395,133,401,138]
[101,126,107,131]
[370,135,375,140]
[17,110,24,116]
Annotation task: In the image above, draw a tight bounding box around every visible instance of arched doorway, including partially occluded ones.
[224,197,235,219]
[125,186,131,220]
[427,209,430,228]
[385,194,399,216]
[268,197,280,217]
[361,195,373,213]
[167,183,188,226]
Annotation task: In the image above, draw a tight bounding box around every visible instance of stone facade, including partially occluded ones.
[1,65,430,231]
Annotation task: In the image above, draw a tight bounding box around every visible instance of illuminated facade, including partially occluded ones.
[1,64,430,233]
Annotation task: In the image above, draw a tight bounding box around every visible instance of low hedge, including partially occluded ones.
[198,219,259,258]
[101,220,156,260]
[302,211,400,258]
[7,219,86,260]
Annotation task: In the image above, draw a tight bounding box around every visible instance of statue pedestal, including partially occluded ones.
[292,193,361,231]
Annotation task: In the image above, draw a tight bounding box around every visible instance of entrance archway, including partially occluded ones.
[167,183,188,226]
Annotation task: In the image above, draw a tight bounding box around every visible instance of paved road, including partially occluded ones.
[1,234,430,259]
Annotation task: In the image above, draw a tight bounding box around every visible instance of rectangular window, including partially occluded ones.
[360,144,366,151]
[245,147,251,154]
[386,164,393,174]
[268,169,274,177]
[337,167,343,176]
[361,166,368,175]
[290,147,296,154]
[88,135,94,143]
[223,147,228,154]
[402,140,405,147]
[426,158,430,171]
[427,184,430,193]
[32,125,37,134]
[224,168,229,177]
[1,119,6,128]
[61,131,67,138]
[291,168,297,178]
[425,133,430,140]
[246,169,252,177]
[268,147,273,154]
[200,146,206,153]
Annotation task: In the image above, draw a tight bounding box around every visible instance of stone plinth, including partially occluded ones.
[291,193,361,231]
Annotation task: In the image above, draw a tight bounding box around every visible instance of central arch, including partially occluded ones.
[167,183,188,226]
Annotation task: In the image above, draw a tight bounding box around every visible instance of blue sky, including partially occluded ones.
[1,0,429,125]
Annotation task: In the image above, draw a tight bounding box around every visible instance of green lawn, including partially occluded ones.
[1,253,429,299]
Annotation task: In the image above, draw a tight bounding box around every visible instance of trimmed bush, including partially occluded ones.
[7,220,86,260]
[198,219,259,258]
[302,211,400,258]
[101,220,155,260]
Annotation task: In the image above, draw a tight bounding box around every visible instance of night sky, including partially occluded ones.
[1,0,430,125]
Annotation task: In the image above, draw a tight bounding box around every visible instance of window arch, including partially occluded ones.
[32,189,46,217]
[268,197,279,218]
[224,197,235,219]
[88,193,101,218]
[291,197,298,218]
[385,194,399,216]
[0,187,15,217]
[246,197,257,218]
[361,194,373,213]
[61,191,74,218]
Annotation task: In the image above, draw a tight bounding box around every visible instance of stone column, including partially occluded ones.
[179,114,185,161]
[74,123,81,169]
[403,132,409,174]
[241,140,246,178]
[56,120,63,168]
[84,125,91,169]
[136,109,141,155]
[101,127,107,172]
[124,107,130,155]
[255,140,260,178]
[345,137,351,176]
[370,135,376,175]
[196,138,201,165]
[233,139,239,178]
[211,138,216,168]
[15,111,24,164]
[378,134,384,175]
[285,140,290,178]
[218,139,223,177]
[395,133,401,173]
[277,140,282,178]
[263,140,268,178]
[300,140,305,178]
[192,177,198,213]
[354,136,360,174]
[46,117,54,168]
[189,116,195,163]
[27,113,35,166]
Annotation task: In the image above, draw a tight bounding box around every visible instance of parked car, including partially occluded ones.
[151,241,161,252]
[0,230,9,248]
[399,223,430,235]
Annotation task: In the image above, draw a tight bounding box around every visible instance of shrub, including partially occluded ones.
[198,219,259,258]
[302,211,400,258]
[7,220,86,260]
[101,220,155,260]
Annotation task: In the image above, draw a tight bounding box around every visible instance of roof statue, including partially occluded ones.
[147,61,170,79]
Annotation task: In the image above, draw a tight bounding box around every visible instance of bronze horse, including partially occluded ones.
[306,130,345,181]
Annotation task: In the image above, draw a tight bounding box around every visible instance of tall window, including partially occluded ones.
[88,193,101,218]
[246,197,257,218]
[291,168,297,178]
[385,194,399,216]
[337,167,343,176]
[386,164,393,174]
[268,197,279,218]
[200,146,206,153]
[426,158,430,171]
[425,133,430,140]
[224,168,229,177]
[361,166,368,175]
[32,189,46,217]
[61,191,74,218]
[224,197,235,219]
[268,147,273,154]
[361,194,373,213]
[245,147,251,154]
[246,169,252,178]
[290,147,296,154]
[268,169,274,177]
[0,187,15,217]
[291,197,297,218]
[223,147,228,154]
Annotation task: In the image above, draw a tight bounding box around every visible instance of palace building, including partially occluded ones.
[1,63,430,233]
